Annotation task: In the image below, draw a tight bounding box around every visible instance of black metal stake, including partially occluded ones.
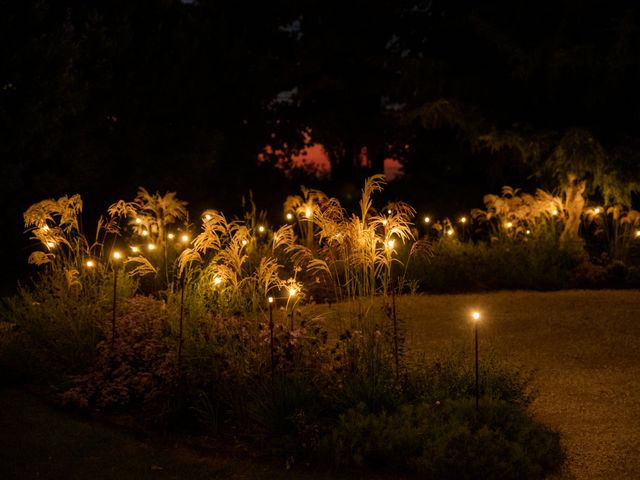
[269,299,275,404]
[392,286,399,381]
[475,321,479,412]
[111,265,118,348]
[178,276,185,371]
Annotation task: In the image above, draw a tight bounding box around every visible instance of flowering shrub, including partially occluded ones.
[62,296,177,416]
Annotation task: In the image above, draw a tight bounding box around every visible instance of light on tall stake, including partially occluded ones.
[471,310,481,412]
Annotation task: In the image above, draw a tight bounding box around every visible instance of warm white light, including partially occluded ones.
[460,216,467,224]
[258,225,265,233]
[43,225,50,232]
[382,219,388,226]
[289,288,297,297]
[135,218,142,224]
[268,296,274,304]
[424,216,430,224]
[387,209,392,215]
[594,207,601,214]
[447,228,454,236]
[552,209,558,216]
[305,207,312,218]
[147,243,156,251]
[181,234,189,243]
[142,230,149,236]
[472,311,481,321]
[205,214,212,221]
[506,221,513,228]
[131,246,140,253]
[526,229,531,235]
[286,213,293,220]
[46,240,56,248]
[213,277,222,285]
[636,230,640,238]
[242,239,248,246]
[112,251,122,260]
[386,239,395,249]
[86,260,95,268]
[167,233,175,240]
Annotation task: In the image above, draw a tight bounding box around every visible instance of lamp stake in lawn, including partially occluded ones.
[472,311,481,411]
[111,251,122,349]
[392,285,399,381]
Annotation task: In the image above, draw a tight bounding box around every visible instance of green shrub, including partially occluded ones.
[410,237,578,292]
[0,267,134,382]
[321,399,563,479]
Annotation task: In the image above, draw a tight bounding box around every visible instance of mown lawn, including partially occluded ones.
[2,290,639,479]
[307,289,640,479]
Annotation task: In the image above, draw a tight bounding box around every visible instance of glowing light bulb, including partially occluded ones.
[142,230,149,236]
[289,288,297,297]
[460,216,467,224]
[242,239,247,246]
[387,209,392,215]
[268,296,274,304]
[286,213,293,220]
[86,260,95,268]
[148,243,156,251]
[594,207,601,214]
[112,251,122,260]
[552,209,558,216]
[181,234,189,243]
[636,230,640,238]
[258,225,265,233]
[135,218,142,224]
[305,207,312,218]
[472,311,481,321]
[424,216,430,224]
[386,239,395,249]
[447,229,454,236]
[506,222,513,228]
[46,240,56,248]
[213,277,222,285]
[526,229,531,235]
[382,219,388,226]
[43,225,50,232]
[167,233,175,240]
[205,214,212,221]
[131,246,139,253]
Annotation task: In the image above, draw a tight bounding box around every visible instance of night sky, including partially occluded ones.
[1,1,639,292]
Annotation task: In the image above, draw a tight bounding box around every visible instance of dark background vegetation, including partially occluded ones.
[2,0,639,293]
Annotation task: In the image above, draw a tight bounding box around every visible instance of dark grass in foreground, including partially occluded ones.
[0,388,404,480]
